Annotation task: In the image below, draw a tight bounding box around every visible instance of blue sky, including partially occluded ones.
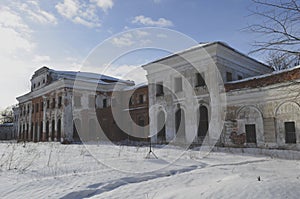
[0,0,264,109]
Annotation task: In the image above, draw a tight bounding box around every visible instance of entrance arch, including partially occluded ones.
[57,119,61,142]
[157,111,166,143]
[198,105,209,138]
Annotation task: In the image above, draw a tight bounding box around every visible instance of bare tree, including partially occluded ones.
[0,106,14,124]
[248,0,300,69]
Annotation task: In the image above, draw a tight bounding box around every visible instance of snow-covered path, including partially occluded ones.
[0,142,300,198]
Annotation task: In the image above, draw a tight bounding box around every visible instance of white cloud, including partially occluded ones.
[111,33,134,47]
[0,6,34,55]
[55,0,101,28]
[16,1,57,25]
[90,0,114,12]
[153,0,161,4]
[132,15,173,27]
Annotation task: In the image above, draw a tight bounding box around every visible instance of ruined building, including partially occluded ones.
[14,42,300,150]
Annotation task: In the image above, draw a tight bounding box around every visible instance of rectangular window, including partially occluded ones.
[74,96,81,108]
[245,124,256,143]
[103,99,107,108]
[40,102,43,111]
[58,96,62,108]
[27,105,30,114]
[195,73,206,87]
[47,100,50,109]
[174,77,183,92]
[156,82,164,96]
[285,122,296,144]
[52,98,56,109]
[226,72,233,82]
[139,94,144,104]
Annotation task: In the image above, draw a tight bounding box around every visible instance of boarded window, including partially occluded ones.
[58,96,62,108]
[226,72,233,82]
[139,94,144,104]
[285,122,296,144]
[156,82,164,96]
[245,124,256,143]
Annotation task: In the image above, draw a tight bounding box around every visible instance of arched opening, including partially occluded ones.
[30,123,33,141]
[157,111,166,143]
[34,122,38,142]
[46,121,49,141]
[73,119,81,142]
[40,121,43,141]
[275,102,300,146]
[51,120,55,141]
[198,105,209,139]
[175,108,186,142]
[237,106,264,147]
[57,119,61,142]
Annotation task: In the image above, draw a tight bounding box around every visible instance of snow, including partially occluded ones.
[0,142,300,198]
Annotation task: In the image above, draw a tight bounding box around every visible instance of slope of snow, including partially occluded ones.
[0,142,299,198]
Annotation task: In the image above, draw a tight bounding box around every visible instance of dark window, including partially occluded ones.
[58,96,62,108]
[27,105,30,114]
[175,77,183,92]
[156,82,164,96]
[40,102,43,111]
[47,100,50,109]
[103,99,107,108]
[43,79,45,84]
[36,103,39,113]
[38,82,40,87]
[285,122,296,144]
[52,98,56,109]
[74,96,81,108]
[129,96,133,106]
[245,124,256,143]
[139,94,144,104]
[238,75,243,80]
[226,72,233,82]
[195,73,206,87]
[88,95,95,108]
[33,83,36,88]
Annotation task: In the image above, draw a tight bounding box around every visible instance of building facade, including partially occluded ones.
[142,42,300,150]
[15,67,149,143]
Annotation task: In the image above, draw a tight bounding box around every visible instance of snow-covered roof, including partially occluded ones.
[225,65,300,91]
[49,69,134,85]
[142,41,270,69]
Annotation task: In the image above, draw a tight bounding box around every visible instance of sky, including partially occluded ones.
[0,0,265,109]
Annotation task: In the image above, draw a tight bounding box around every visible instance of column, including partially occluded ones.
[42,96,47,141]
[54,93,58,141]
[28,103,32,141]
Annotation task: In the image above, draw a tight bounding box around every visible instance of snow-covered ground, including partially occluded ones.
[0,142,300,199]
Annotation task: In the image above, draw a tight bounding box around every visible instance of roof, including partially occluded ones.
[225,65,300,92]
[142,41,271,70]
[49,69,134,85]
[121,82,148,91]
